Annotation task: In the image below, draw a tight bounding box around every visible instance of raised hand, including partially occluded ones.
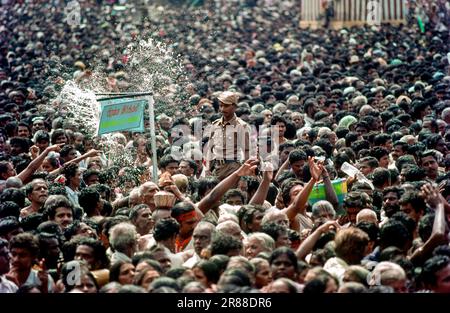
[308,156,324,182]
[85,149,101,158]
[421,183,442,209]
[317,220,341,234]
[164,183,183,199]
[236,159,259,177]
[261,161,274,182]
[36,259,49,293]
[46,143,64,153]
[29,145,40,159]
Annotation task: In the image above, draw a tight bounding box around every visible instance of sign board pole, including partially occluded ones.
[147,95,158,183]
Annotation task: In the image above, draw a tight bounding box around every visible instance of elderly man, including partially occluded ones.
[20,179,49,219]
[183,222,216,268]
[139,182,159,211]
[109,222,139,264]
[205,91,255,181]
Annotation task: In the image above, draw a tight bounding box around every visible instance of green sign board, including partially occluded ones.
[97,98,145,135]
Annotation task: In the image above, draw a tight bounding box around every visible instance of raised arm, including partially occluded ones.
[296,220,341,260]
[197,159,259,214]
[49,149,101,176]
[249,162,273,205]
[17,144,62,184]
[409,184,448,265]
[322,167,339,207]
[281,157,323,222]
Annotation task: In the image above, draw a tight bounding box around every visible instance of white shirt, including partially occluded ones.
[183,253,201,269]
[65,186,79,207]
[0,275,18,293]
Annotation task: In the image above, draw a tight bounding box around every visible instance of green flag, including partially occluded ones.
[417,15,425,33]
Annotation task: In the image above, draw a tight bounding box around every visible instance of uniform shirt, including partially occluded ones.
[205,115,255,162]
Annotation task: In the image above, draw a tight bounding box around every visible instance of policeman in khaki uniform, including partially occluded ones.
[205,91,255,181]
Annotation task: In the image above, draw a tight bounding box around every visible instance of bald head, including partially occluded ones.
[129,188,141,206]
[216,220,242,240]
[356,209,378,224]
[139,182,159,208]
[5,176,23,189]
[217,213,239,225]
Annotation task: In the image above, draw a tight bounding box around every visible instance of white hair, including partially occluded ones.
[297,126,311,139]
[109,222,138,254]
[441,107,450,119]
[369,261,406,287]
[356,209,378,224]
[217,213,239,225]
[247,232,275,252]
[353,95,368,108]
[311,200,336,220]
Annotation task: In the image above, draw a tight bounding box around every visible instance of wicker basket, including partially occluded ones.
[153,190,176,209]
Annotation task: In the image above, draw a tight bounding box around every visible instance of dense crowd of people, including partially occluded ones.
[0,0,449,294]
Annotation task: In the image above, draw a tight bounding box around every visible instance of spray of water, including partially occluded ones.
[41,37,188,187]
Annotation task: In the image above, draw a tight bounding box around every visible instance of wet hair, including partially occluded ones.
[0,201,21,219]
[43,195,74,220]
[171,201,195,220]
[50,129,67,145]
[10,137,30,153]
[195,177,220,199]
[343,192,371,210]
[78,187,100,216]
[61,162,79,180]
[355,221,379,243]
[371,168,391,188]
[0,188,26,208]
[33,130,50,143]
[75,237,110,269]
[9,232,39,257]
[399,191,426,214]
[421,255,450,289]
[223,189,246,205]
[261,222,289,242]
[288,149,307,164]
[210,232,242,256]
[280,179,304,206]
[269,247,298,272]
[418,150,438,165]
[148,277,180,292]
[379,220,410,250]
[193,260,220,285]
[0,216,21,238]
[373,133,391,146]
[158,155,179,169]
[20,213,45,233]
[418,213,435,242]
[109,260,133,283]
[153,218,180,242]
